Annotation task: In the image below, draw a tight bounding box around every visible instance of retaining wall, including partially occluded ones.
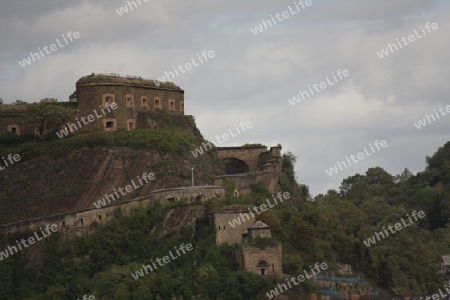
[0,186,224,237]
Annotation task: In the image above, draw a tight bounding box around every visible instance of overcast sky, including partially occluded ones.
[1,0,449,196]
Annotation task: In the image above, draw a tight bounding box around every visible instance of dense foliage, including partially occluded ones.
[27,98,77,135]
[0,128,209,162]
[0,204,275,299]
[2,139,450,298]
[303,142,450,295]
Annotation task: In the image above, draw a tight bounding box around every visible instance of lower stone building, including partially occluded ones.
[441,255,450,284]
[214,211,283,276]
[236,240,283,276]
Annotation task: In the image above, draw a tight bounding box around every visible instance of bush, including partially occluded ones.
[253,237,278,249]
[0,128,205,162]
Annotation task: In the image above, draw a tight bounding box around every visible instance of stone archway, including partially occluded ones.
[217,146,269,173]
[257,260,270,275]
[222,158,249,174]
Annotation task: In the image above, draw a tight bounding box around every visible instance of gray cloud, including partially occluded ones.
[1,0,449,195]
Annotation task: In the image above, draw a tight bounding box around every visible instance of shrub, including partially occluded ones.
[253,237,278,249]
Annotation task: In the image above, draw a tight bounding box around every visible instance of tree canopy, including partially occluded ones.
[27,98,76,135]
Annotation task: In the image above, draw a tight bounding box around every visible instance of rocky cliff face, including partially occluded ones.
[158,205,205,237]
[0,145,222,224]
[0,115,223,224]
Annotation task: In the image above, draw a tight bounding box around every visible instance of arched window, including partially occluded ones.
[257,260,269,276]
[257,260,269,267]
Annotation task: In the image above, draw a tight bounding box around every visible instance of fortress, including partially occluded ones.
[0,73,284,197]
[0,73,185,135]
[0,74,286,278]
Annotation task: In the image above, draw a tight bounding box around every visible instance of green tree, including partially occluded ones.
[365,167,393,186]
[288,217,316,256]
[196,264,221,298]
[339,173,364,196]
[27,98,76,135]
[394,168,413,183]
[282,152,297,181]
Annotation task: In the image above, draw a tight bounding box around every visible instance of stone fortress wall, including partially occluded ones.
[214,171,278,195]
[214,145,283,195]
[236,243,283,276]
[0,74,288,275]
[214,211,252,245]
[75,74,185,133]
[0,186,224,237]
[0,73,185,135]
[214,211,283,276]
[0,105,31,135]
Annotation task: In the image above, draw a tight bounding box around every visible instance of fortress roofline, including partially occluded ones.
[76,73,184,92]
[0,105,29,112]
[249,220,270,229]
[217,145,268,150]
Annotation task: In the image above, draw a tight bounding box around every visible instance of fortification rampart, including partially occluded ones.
[75,83,184,133]
[217,146,268,172]
[214,171,278,195]
[214,145,282,195]
[0,186,224,237]
[0,73,185,136]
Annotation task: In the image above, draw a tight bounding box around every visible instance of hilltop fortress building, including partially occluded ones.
[0,74,283,197]
[0,73,185,135]
[0,74,287,280]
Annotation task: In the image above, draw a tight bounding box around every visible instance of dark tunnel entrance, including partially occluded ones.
[222,158,250,174]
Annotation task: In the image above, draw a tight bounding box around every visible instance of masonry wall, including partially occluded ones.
[217,146,268,172]
[237,243,283,276]
[0,107,34,135]
[150,186,224,203]
[0,186,224,237]
[260,146,283,175]
[75,84,184,133]
[214,171,278,195]
[214,212,256,245]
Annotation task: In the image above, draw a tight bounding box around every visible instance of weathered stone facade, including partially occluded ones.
[74,74,184,133]
[0,73,185,135]
[236,243,283,276]
[213,211,283,276]
[217,145,282,173]
[0,186,224,237]
[214,171,278,195]
[214,145,283,195]
[214,211,252,245]
[0,106,29,135]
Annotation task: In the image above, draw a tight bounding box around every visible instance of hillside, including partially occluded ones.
[2,120,450,299]
[0,115,223,224]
